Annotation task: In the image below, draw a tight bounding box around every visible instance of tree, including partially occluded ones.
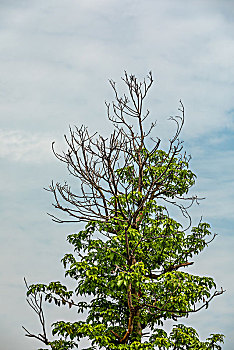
[23,72,225,350]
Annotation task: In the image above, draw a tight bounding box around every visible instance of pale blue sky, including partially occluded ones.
[0,1,234,349]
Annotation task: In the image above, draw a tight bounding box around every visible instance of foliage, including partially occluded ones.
[23,72,224,349]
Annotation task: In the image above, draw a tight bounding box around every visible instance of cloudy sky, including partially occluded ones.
[0,0,234,349]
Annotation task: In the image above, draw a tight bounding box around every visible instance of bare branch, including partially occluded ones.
[23,278,50,345]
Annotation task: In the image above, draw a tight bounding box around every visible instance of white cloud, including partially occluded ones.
[0,129,54,163]
[0,0,233,139]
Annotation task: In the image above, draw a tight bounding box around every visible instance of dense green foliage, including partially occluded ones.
[24,73,224,349]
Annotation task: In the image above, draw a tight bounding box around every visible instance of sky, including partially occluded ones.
[0,0,234,349]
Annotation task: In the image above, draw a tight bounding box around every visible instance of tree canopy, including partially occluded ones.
[24,72,225,350]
